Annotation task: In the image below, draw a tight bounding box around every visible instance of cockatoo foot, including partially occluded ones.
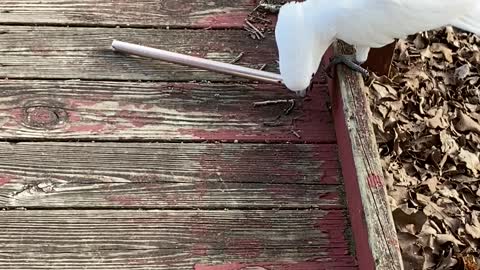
[324,54,370,79]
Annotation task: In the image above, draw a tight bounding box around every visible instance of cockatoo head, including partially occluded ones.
[275,1,335,96]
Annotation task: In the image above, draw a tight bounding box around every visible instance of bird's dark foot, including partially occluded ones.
[324,54,370,79]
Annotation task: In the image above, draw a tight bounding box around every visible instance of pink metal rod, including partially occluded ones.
[111,40,284,85]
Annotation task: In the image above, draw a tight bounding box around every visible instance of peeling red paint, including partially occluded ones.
[195,11,250,28]
[197,145,319,185]
[195,180,208,199]
[67,111,82,123]
[318,191,340,202]
[388,238,401,250]
[191,243,210,256]
[66,123,106,133]
[26,107,58,125]
[367,174,384,189]
[314,211,355,264]
[189,222,210,238]
[195,262,357,270]
[327,45,375,270]
[0,175,14,186]
[115,110,150,128]
[11,108,23,121]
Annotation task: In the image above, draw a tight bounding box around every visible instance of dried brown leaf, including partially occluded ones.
[455,110,480,135]
[393,208,428,234]
[431,43,454,63]
[457,149,480,177]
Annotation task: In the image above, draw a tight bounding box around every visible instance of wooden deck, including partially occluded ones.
[0,1,401,270]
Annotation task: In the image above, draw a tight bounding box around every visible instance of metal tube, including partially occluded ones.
[111,40,284,85]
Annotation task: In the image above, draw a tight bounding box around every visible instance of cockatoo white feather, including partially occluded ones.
[275,0,480,93]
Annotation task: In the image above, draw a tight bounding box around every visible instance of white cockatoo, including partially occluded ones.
[275,0,480,95]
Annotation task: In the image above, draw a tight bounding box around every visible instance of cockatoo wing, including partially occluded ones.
[335,0,478,47]
[452,2,480,35]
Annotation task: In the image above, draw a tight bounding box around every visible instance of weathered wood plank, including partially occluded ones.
[0,80,335,142]
[0,0,255,28]
[0,142,342,208]
[195,263,358,270]
[330,41,403,270]
[0,26,279,82]
[0,209,357,269]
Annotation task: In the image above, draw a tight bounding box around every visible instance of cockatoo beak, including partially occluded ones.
[275,2,332,98]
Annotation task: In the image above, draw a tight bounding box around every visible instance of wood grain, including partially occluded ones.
[0,209,357,269]
[0,80,334,142]
[0,142,343,209]
[330,41,403,270]
[0,0,255,28]
[0,26,279,82]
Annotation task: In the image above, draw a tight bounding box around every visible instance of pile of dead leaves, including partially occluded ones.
[366,26,480,270]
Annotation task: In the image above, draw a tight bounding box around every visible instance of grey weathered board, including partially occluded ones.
[0,142,343,209]
[0,210,357,270]
[0,26,278,81]
[0,0,255,28]
[0,80,335,142]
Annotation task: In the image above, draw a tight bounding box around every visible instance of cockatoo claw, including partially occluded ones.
[325,54,370,79]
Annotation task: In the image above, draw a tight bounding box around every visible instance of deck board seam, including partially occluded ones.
[0,22,246,29]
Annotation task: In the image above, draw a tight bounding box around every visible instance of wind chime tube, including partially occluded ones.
[111,40,284,85]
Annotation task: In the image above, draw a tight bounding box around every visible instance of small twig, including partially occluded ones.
[251,0,265,13]
[290,129,301,139]
[259,64,267,70]
[250,16,271,23]
[283,99,295,115]
[253,99,291,107]
[263,121,283,127]
[244,25,261,39]
[255,98,296,128]
[244,20,265,39]
[230,52,244,64]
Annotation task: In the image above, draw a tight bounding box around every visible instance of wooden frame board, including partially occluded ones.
[330,41,404,270]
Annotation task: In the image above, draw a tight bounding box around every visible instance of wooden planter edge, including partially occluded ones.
[328,41,404,270]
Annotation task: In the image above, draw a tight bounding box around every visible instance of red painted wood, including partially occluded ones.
[0,0,255,28]
[0,80,335,143]
[0,209,358,269]
[326,47,375,270]
[195,262,357,270]
[0,143,345,208]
